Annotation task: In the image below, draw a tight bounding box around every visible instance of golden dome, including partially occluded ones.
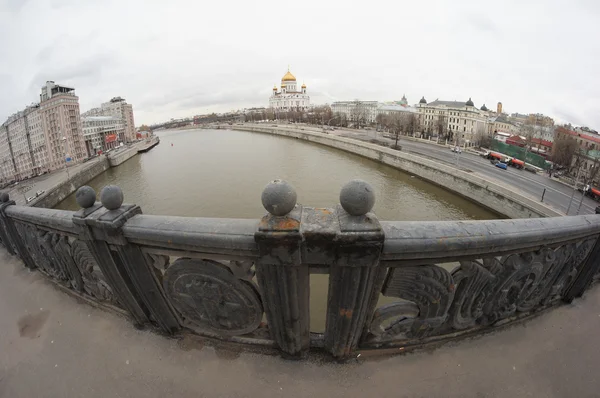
[281,83,286,88]
[273,85,277,90]
[301,83,306,88]
[282,70,296,82]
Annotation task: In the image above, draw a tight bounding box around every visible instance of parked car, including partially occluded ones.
[495,162,508,170]
[451,146,462,153]
[26,196,35,203]
[35,190,45,197]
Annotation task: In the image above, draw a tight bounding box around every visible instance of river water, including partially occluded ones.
[56,128,498,331]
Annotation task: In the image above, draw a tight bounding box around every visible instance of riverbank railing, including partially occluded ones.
[0,180,599,360]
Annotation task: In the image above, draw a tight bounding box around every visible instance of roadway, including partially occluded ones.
[327,128,596,216]
[2,156,107,206]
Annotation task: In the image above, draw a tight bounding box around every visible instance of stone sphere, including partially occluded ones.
[100,185,124,210]
[0,192,9,203]
[75,186,96,209]
[261,179,297,216]
[339,179,375,216]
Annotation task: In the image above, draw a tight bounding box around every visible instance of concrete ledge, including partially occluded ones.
[231,125,562,219]
[108,146,139,167]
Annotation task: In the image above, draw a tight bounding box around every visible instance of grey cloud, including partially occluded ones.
[1,0,31,12]
[464,14,500,34]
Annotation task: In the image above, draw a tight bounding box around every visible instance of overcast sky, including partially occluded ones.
[1,0,599,128]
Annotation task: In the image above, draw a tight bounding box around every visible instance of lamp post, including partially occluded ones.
[566,165,583,215]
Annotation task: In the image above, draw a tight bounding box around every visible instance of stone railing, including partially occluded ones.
[0,180,599,360]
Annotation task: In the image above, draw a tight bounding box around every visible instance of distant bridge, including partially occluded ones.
[150,114,243,131]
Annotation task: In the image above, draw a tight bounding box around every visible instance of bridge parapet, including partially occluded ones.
[0,180,599,359]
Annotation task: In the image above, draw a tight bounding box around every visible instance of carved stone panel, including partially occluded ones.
[480,252,546,324]
[370,265,455,341]
[366,238,600,344]
[71,240,119,304]
[163,258,263,336]
[14,223,69,282]
[448,260,495,330]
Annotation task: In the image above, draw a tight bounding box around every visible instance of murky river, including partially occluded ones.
[56,128,498,331]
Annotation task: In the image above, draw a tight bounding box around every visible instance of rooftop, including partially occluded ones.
[427,100,472,108]
[377,104,417,113]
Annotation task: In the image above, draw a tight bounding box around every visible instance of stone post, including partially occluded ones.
[0,192,16,256]
[0,192,36,268]
[254,180,310,358]
[73,185,180,333]
[324,180,385,359]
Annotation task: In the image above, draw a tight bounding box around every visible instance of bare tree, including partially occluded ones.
[388,113,409,149]
[552,134,578,168]
[436,115,448,143]
[474,125,491,148]
[375,113,386,131]
[330,112,347,128]
[407,113,419,137]
[350,101,368,129]
[586,156,600,187]
[520,121,540,167]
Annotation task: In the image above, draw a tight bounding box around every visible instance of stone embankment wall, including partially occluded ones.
[232,125,562,219]
[108,146,139,167]
[33,158,111,209]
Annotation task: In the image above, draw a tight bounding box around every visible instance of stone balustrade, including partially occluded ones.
[0,180,599,360]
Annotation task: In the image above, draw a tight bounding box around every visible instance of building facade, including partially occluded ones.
[555,126,600,181]
[331,101,379,125]
[0,81,86,184]
[82,116,125,156]
[417,97,488,145]
[0,104,50,182]
[82,97,136,142]
[528,113,554,127]
[488,115,519,135]
[39,81,86,172]
[0,125,16,184]
[269,69,310,112]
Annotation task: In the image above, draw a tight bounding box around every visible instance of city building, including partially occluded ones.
[375,103,418,120]
[555,126,600,176]
[528,113,554,127]
[1,104,49,182]
[510,113,529,125]
[0,81,86,183]
[82,97,136,142]
[497,102,503,114]
[575,126,599,135]
[488,115,519,135]
[493,131,511,143]
[0,124,15,184]
[39,81,86,172]
[417,97,488,146]
[269,68,310,112]
[331,101,379,125]
[82,116,125,156]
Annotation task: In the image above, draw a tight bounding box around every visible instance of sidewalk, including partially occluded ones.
[2,247,600,397]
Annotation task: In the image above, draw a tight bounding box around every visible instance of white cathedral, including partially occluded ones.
[269,68,310,112]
